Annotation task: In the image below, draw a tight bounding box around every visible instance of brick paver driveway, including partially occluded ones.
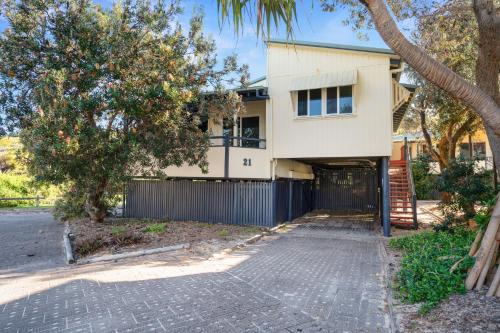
[0,210,65,273]
[0,222,391,333]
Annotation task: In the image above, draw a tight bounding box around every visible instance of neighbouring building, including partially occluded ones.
[391,129,495,173]
[125,39,417,235]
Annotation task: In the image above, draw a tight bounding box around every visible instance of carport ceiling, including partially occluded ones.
[293,157,379,169]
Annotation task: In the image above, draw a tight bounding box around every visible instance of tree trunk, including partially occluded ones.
[420,110,447,167]
[364,0,500,134]
[465,201,500,289]
[85,180,108,223]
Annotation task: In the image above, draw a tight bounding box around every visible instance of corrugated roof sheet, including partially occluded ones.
[268,38,396,56]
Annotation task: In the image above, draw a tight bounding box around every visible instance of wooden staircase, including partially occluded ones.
[389,159,417,228]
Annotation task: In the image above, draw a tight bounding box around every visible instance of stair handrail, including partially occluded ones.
[404,137,418,228]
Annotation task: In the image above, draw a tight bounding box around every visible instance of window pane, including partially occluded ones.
[326,87,337,114]
[309,89,322,116]
[459,143,470,158]
[339,86,353,114]
[473,142,486,158]
[241,116,259,148]
[297,90,307,116]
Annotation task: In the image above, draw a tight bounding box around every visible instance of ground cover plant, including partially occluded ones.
[389,229,476,313]
[143,223,167,234]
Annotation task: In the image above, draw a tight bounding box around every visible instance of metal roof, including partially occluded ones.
[267,38,397,56]
[393,132,424,142]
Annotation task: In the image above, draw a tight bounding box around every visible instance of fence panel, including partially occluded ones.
[125,179,276,227]
[313,168,378,213]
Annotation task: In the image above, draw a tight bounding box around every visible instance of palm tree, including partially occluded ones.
[216,0,500,290]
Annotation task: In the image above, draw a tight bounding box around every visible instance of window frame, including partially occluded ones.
[295,85,355,118]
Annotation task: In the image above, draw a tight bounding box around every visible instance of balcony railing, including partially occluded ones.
[210,135,267,149]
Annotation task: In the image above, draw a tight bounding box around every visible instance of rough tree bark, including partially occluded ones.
[86,179,108,223]
[473,0,500,174]
[464,0,500,290]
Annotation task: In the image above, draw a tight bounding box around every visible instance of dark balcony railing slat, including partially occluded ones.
[209,135,266,149]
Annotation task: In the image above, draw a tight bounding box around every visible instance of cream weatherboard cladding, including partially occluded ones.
[160,41,401,180]
[267,43,394,159]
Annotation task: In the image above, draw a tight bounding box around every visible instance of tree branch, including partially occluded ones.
[419,110,446,166]
[364,0,500,135]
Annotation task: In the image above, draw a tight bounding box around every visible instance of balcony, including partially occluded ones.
[163,135,270,180]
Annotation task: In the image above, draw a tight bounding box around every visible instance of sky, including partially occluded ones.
[0,0,413,81]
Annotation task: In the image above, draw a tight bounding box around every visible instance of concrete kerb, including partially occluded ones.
[70,223,289,265]
[63,222,75,264]
[77,243,189,265]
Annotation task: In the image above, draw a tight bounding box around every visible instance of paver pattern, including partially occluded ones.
[0,211,64,272]
[0,222,390,333]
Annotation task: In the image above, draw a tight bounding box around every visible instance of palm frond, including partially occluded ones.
[217,0,298,39]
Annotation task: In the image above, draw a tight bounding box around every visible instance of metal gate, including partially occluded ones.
[313,168,378,213]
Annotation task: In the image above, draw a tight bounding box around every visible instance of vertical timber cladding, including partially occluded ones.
[314,167,378,213]
[125,179,276,227]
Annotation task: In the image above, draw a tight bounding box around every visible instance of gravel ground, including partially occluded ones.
[386,242,500,332]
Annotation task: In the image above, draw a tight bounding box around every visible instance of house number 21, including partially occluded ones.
[243,158,252,166]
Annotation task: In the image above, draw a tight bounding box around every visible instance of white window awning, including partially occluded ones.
[289,70,357,91]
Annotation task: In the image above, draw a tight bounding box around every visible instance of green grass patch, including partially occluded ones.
[143,223,167,234]
[217,228,230,238]
[389,229,476,313]
[242,226,262,234]
[111,226,127,235]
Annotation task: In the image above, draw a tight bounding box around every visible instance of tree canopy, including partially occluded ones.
[405,0,481,168]
[0,0,247,221]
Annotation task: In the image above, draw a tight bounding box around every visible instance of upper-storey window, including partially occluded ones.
[298,86,353,117]
[297,89,322,116]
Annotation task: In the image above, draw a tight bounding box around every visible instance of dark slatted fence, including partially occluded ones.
[125,168,378,227]
[313,168,378,213]
[125,179,275,227]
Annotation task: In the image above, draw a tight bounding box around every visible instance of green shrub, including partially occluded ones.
[411,154,438,200]
[0,173,62,208]
[389,229,475,313]
[143,223,167,234]
[53,187,87,220]
[437,158,494,219]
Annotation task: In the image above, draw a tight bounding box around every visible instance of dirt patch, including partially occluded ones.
[386,242,500,332]
[69,218,264,259]
[393,290,500,332]
[291,211,376,230]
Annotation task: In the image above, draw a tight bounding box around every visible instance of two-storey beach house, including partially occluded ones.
[124,39,416,236]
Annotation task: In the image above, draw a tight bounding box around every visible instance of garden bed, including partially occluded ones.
[387,229,500,332]
[69,218,264,259]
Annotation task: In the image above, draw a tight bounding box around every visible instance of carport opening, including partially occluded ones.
[278,158,381,230]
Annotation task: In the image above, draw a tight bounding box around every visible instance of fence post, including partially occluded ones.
[287,179,293,222]
[381,157,391,237]
[224,133,230,179]
[35,195,40,208]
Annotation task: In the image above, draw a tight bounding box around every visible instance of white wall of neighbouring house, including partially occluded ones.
[267,43,394,160]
